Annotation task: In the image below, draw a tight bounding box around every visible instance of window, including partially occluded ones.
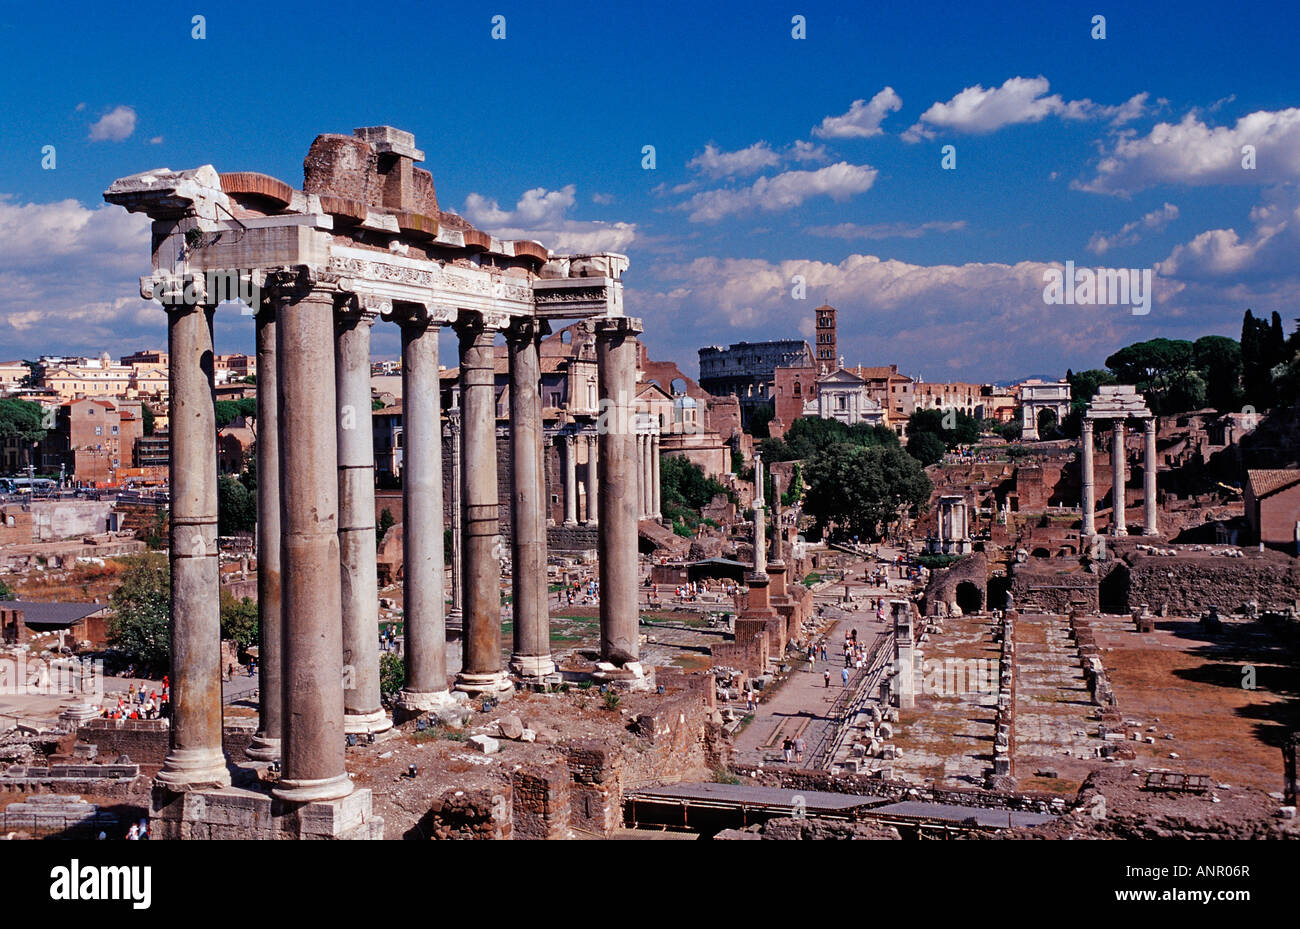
[94,426,102,436]
[111,425,119,435]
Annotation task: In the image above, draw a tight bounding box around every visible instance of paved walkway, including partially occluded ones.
[731,545,909,768]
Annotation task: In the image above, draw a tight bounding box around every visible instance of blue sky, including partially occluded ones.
[2,0,1298,381]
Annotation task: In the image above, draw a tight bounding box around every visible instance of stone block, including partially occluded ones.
[470,734,500,754]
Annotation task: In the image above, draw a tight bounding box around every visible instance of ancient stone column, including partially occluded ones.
[595,317,643,664]
[396,307,451,714]
[247,301,282,761]
[752,452,767,577]
[1142,417,1159,536]
[448,407,464,627]
[506,318,554,680]
[156,294,229,791]
[1080,417,1095,537]
[272,274,350,803]
[335,302,389,735]
[563,435,578,526]
[651,433,661,520]
[1110,420,1127,536]
[584,434,599,525]
[455,313,511,697]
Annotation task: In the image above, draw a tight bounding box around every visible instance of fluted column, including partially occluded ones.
[563,435,578,526]
[507,318,553,680]
[1110,420,1127,536]
[651,433,661,520]
[596,317,643,665]
[455,312,511,696]
[247,300,282,761]
[272,273,350,803]
[1142,417,1159,536]
[1080,418,1095,537]
[336,302,389,735]
[584,434,599,525]
[157,289,228,791]
[396,306,452,714]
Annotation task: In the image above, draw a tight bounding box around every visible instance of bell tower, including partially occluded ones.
[814,305,837,368]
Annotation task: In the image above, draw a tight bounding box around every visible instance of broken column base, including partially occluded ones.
[454,670,516,701]
[343,708,393,736]
[245,734,281,761]
[58,703,102,732]
[590,661,656,692]
[150,782,384,840]
[393,689,469,724]
[510,654,557,680]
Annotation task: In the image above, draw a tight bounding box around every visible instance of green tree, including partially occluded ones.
[0,398,48,469]
[906,430,946,467]
[803,444,931,540]
[377,507,396,550]
[219,589,259,652]
[0,578,14,601]
[380,652,405,697]
[107,554,171,672]
[1105,338,1205,414]
[660,455,727,509]
[141,404,156,436]
[1192,335,1243,412]
[907,408,979,448]
[217,474,256,535]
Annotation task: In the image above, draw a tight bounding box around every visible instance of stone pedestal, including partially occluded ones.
[150,783,384,840]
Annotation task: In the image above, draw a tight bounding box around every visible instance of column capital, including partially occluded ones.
[594,316,644,339]
[455,309,512,336]
[505,316,551,345]
[391,300,456,328]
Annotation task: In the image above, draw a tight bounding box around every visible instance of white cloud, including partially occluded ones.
[88,105,137,142]
[461,184,636,253]
[1087,203,1179,255]
[1078,108,1300,194]
[786,140,830,164]
[148,136,164,145]
[812,88,903,139]
[902,77,1147,141]
[688,141,781,178]
[1157,188,1299,281]
[807,220,967,240]
[681,162,878,223]
[643,250,1188,381]
[0,195,160,355]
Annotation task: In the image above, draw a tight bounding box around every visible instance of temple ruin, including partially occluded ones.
[103,126,648,838]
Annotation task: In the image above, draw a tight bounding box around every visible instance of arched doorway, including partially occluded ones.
[955,581,982,615]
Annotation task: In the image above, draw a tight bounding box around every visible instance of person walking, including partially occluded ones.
[782,737,793,763]
[841,666,850,686]
[824,668,831,688]
[793,736,805,763]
